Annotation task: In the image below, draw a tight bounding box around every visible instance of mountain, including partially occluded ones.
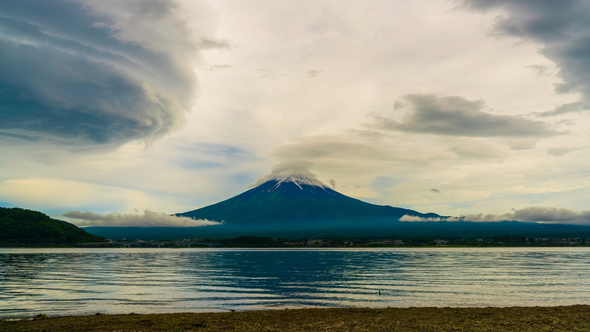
[84,174,590,241]
[177,176,441,225]
[0,207,106,245]
[83,176,590,240]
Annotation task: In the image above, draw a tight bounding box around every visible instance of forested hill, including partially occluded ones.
[0,207,105,245]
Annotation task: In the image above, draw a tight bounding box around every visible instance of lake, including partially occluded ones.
[1,247,589,318]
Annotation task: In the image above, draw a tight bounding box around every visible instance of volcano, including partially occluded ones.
[177,175,441,225]
[86,168,590,240]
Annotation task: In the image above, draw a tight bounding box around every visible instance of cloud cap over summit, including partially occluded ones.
[249,161,327,188]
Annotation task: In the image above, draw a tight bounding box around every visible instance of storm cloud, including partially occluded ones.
[0,0,220,147]
[64,209,220,227]
[373,94,558,137]
[462,0,590,116]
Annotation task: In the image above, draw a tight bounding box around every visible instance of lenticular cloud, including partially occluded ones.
[0,0,222,147]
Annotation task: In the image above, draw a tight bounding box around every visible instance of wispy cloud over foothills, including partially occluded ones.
[0,0,589,225]
[63,209,220,227]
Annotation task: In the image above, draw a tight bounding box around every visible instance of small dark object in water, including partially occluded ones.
[95,313,106,316]
[379,290,381,296]
[34,314,49,320]
[229,309,236,312]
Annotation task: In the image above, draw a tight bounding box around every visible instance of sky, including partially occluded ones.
[1,0,589,226]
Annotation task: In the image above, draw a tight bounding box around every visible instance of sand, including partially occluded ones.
[2,306,590,331]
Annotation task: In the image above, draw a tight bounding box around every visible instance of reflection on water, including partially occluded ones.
[1,248,589,317]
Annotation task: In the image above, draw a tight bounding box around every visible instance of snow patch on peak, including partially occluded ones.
[248,161,328,189]
[276,175,327,190]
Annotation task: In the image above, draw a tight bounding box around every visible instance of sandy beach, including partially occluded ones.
[2,306,589,331]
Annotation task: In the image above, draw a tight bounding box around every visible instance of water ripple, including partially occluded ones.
[1,248,590,317]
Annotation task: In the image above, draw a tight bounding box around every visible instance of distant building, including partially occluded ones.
[551,238,581,246]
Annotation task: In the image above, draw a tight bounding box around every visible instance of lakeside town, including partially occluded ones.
[79,235,590,248]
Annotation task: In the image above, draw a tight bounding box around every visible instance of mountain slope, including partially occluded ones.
[178,177,441,224]
[0,207,106,245]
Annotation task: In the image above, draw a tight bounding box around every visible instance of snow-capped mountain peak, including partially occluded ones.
[269,175,327,191]
[248,161,328,189]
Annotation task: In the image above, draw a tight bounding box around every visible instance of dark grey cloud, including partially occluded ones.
[430,188,442,194]
[373,94,558,137]
[461,0,590,116]
[0,0,218,147]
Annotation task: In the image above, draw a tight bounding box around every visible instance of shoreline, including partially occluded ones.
[3,245,590,249]
[2,306,589,331]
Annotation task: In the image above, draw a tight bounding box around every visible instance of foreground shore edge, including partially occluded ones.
[2,306,590,331]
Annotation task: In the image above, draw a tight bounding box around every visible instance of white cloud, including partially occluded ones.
[400,215,450,222]
[63,209,221,227]
[248,161,327,188]
[502,207,590,225]
[402,207,590,225]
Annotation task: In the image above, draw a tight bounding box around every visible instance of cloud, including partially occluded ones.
[461,0,590,116]
[547,147,578,157]
[462,207,590,225]
[175,143,259,170]
[270,137,441,165]
[248,161,327,188]
[400,215,450,222]
[403,207,590,225]
[506,207,590,224]
[63,209,221,227]
[206,64,233,71]
[307,70,322,78]
[0,0,220,147]
[449,140,506,156]
[430,188,442,194]
[329,179,336,189]
[539,102,590,117]
[372,94,558,137]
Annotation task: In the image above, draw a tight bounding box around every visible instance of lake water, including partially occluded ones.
[1,247,589,318]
